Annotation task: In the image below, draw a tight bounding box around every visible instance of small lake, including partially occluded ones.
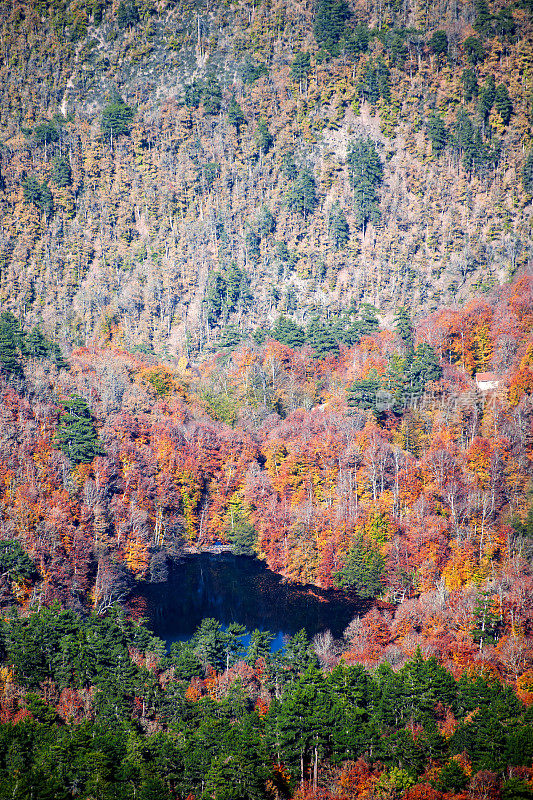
[140,552,372,647]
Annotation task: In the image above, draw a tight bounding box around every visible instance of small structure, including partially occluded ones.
[475,372,499,392]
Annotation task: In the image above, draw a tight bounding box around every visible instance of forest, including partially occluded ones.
[0,0,532,354]
[0,607,533,799]
[0,0,533,792]
[0,269,533,796]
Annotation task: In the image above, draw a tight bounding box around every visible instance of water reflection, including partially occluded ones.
[140,553,372,645]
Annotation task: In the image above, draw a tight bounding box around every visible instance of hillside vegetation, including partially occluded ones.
[1,0,533,787]
[0,0,532,355]
[0,273,532,678]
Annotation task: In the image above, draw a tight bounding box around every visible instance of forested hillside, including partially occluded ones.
[1,0,533,793]
[0,273,533,674]
[1,608,533,799]
[0,0,532,353]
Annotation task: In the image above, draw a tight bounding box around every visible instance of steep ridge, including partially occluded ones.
[0,0,531,357]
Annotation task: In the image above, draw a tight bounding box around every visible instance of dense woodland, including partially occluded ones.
[1,0,533,792]
[1,608,533,799]
[0,270,533,795]
[0,0,532,353]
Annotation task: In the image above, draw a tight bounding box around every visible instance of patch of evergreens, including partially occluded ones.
[0,608,531,799]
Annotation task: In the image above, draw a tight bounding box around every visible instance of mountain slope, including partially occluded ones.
[0,0,531,357]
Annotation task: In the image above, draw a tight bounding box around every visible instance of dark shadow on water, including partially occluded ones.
[138,553,372,645]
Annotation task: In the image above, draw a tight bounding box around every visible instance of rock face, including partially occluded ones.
[0,0,531,357]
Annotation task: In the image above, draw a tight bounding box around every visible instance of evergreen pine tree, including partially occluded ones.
[429,30,448,57]
[228,97,245,133]
[328,202,350,249]
[426,113,447,155]
[245,228,260,261]
[192,618,227,671]
[39,181,53,217]
[241,55,268,84]
[472,592,500,648]
[462,69,479,101]
[394,306,414,352]
[284,630,318,675]
[436,760,469,791]
[228,518,256,555]
[25,326,49,358]
[246,630,274,665]
[479,75,496,120]
[494,7,516,39]
[453,109,478,171]
[347,138,383,233]
[219,324,241,350]
[494,83,512,124]
[334,536,385,597]
[22,175,42,206]
[523,149,533,194]
[185,79,203,109]
[52,155,72,187]
[117,0,139,27]
[53,394,104,464]
[406,342,442,399]
[290,51,312,85]
[257,205,275,237]
[305,316,339,358]
[255,118,273,155]
[272,315,305,348]
[202,162,219,190]
[345,25,370,56]
[102,90,134,142]
[359,303,380,335]
[205,272,227,326]
[464,36,485,64]
[0,541,35,582]
[281,152,298,181]
[314,0,351,52]
[502,780,533,800]
[375,56,391,101]
[50,342,70,371]
[0,311,26,354]
[285,168,318,218]
[225,263,245,311]
[203,76,222,115]
[169,641,203,680]
[33,121,59,146]
[0,317,23,376]
[473,0,493,36]
[347,369,381,412]
[389,32,407,66]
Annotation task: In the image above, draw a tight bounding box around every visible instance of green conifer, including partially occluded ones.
[328,203,350,250]
[314,0,351,52]
[426,113,447,155]
[52,155,72,187]
[227,97,245,134]
[334,536,385,596]
[25,326,49,358]
[53,394,104,464]
[101,90,134,142]
[347,369,381,412]
[347,138,383,232]
[0,315,23,376]
[494,83,512,124]
[394,306,414,352]
[523,149,533,194]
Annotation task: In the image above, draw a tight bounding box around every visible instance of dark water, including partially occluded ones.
[140,553,371,647]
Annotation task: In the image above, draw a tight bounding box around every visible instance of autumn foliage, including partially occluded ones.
[0,274,533,687]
